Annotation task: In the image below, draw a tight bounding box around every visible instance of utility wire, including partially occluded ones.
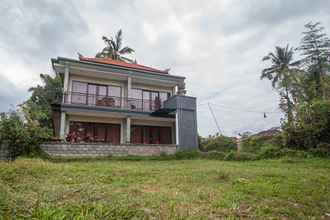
[198,102,282,114]
[207,102,223,134]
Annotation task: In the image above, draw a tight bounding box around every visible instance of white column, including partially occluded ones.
[175,112,179,145]
[63,64,70,103]
[127,76,132,97]
[126,117,131,143]
[59,112,66,140]
[120,120,125,144]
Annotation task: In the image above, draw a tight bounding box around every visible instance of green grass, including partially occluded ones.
[0,158,330,219]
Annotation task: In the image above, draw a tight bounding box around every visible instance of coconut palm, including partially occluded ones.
[96,29,134,62]
[261,45,298,122]
[261,45,296,87]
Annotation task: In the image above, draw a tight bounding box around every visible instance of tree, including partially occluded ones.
[96,29,134,62]
[21,74,63,129]
[296,22,330,98]
[261,45,297,122]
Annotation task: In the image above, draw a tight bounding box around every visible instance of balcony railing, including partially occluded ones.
[63,92,164,112]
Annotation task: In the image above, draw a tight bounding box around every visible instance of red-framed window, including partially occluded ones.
[131,125,172,144]
[68,121,120,144]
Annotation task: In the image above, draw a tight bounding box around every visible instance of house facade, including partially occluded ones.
[48,56,198,156]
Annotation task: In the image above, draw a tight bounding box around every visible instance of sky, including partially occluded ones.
[1,0,330,137]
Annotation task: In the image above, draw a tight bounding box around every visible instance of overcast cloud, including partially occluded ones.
[1,0,329,136]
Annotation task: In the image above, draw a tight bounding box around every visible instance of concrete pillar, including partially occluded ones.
[63,64,70,103]
[120,120,125,144]
[126,117,131,143]
[59,112,66,140]
[127,77,132,97]
[175,112,179,145]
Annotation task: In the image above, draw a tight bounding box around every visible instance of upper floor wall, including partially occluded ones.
[52,57,187,112]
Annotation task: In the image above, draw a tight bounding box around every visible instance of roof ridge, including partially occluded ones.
[79,56,169,74]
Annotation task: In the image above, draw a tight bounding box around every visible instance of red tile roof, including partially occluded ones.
[79,56,169,74]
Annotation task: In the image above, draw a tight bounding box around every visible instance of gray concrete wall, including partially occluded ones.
[41,143,176,157]
[164,95,198,150]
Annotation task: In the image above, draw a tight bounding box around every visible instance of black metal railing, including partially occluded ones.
[63,92,164,112]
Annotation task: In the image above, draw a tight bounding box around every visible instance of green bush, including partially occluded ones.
[257,145,283,159]
[242,133,282,153]
[224,151,257,161]
[235,152,257,161]
[0,111,51,159]
[309,148,330,158]
[174,150,200,159]
[201,151,226,160]
[201,135,236,152]
[283,100,330,149]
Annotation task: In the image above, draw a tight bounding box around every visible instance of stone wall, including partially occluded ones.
[41,143,177,157]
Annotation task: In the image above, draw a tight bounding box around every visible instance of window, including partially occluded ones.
[142,91,151,111]
[69,122,120,144]
[131,125,172,144]
[87,84,97,105]
[72,81,87,104]
[108,85,121,107]
[129,89,142,110]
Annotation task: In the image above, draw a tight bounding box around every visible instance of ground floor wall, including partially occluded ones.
[60,112,176,145]
[41,143,176,157]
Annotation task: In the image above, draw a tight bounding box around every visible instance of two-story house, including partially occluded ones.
[44,56,198,157]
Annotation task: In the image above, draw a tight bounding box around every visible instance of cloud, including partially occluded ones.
[0,75,27,112]
[0,0,329,136]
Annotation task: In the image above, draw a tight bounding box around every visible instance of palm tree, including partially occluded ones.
[261,45,297,122]
[261,45,296,87]
[96,29,134,62]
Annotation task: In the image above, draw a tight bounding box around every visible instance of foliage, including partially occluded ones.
[174,150,200,159]
[200,151,227,160]
[261,22,330,150]
[261,45,298,121]
[22,73,63,130]
[95,29,135,62]
[283,100,330,149]
[200,135,236,152]
[0,112,26,159]
[0,111,51,159]
[296,22,330,98]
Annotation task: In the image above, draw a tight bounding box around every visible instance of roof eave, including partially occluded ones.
[52,57,186,80]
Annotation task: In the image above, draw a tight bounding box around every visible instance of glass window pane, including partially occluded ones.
[108,86,121,107]
[159,92,168,108]
[96,86,107,106]
[129,89,142,110]
[143,91,151,111]
[87,84,96,106]
[71,82,87,104]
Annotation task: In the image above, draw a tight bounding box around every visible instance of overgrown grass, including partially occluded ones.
[0,158,330,219]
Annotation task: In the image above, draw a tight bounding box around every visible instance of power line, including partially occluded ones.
[207,102,223,134]
[198,102,282,114]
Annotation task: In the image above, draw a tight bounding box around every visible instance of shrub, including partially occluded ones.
[257,145,283,159]
[283,100,330,149]
[242,133,282,153]
[235,152,257,161]
[201,135,236,152]
[224,151,257,161]
[0,111,51,159]
[201,151,226,160]
[309,148,330,158]
[224,151,236,161]
[174,150,200,159]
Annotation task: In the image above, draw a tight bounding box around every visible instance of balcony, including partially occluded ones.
[63,92,164,112]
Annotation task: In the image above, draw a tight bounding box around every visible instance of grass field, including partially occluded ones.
[0,158,330,219]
